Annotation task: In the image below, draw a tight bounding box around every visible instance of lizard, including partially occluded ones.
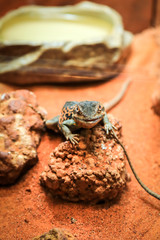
[45,78,131,144]
[30,78,160,200]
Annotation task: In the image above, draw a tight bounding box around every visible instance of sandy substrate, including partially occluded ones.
[0,28,160,240]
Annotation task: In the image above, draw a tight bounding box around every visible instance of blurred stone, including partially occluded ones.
[0,90,46,184]
[152,80,160,116]
[33,228,76,240]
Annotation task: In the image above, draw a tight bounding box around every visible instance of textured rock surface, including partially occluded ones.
[0,90,46,184]
[33,228,76,240]
[40,115,128,202]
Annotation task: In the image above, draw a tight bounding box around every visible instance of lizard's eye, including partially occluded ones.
[75,105,82,114]
[97,105,102,113]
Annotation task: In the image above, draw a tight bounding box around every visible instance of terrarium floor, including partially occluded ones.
[0,28,160,240]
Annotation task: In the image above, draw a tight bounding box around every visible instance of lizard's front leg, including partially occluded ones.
[103,112,116,135]
[59,119,79,145]
[45,115,59,132]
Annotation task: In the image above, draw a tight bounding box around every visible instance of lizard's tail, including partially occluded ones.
[104,78,132,112]
[113,132,160,200]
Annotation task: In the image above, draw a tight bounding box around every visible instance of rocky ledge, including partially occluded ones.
[40,115,129,202]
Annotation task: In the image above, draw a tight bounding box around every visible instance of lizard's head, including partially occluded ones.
[73,101,105,128]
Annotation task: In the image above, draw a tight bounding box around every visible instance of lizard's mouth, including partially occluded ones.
[83,117,101,122]
[74,116,103,128]
[75,116,102,122]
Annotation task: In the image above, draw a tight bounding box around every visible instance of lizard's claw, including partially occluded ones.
[67,134,79,145]
[112,125,117,130]
[104,122,116,135]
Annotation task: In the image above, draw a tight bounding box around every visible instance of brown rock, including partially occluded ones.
[32,228,76,240]
[78,141,87,150]
[8,99,26,113]
[0,90,46,184]
[40,115,128,202]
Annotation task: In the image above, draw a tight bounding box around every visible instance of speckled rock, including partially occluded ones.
[0,90,46,184]
[40,115,128,202]
[32,228,76,240]
[152,81,160,116]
